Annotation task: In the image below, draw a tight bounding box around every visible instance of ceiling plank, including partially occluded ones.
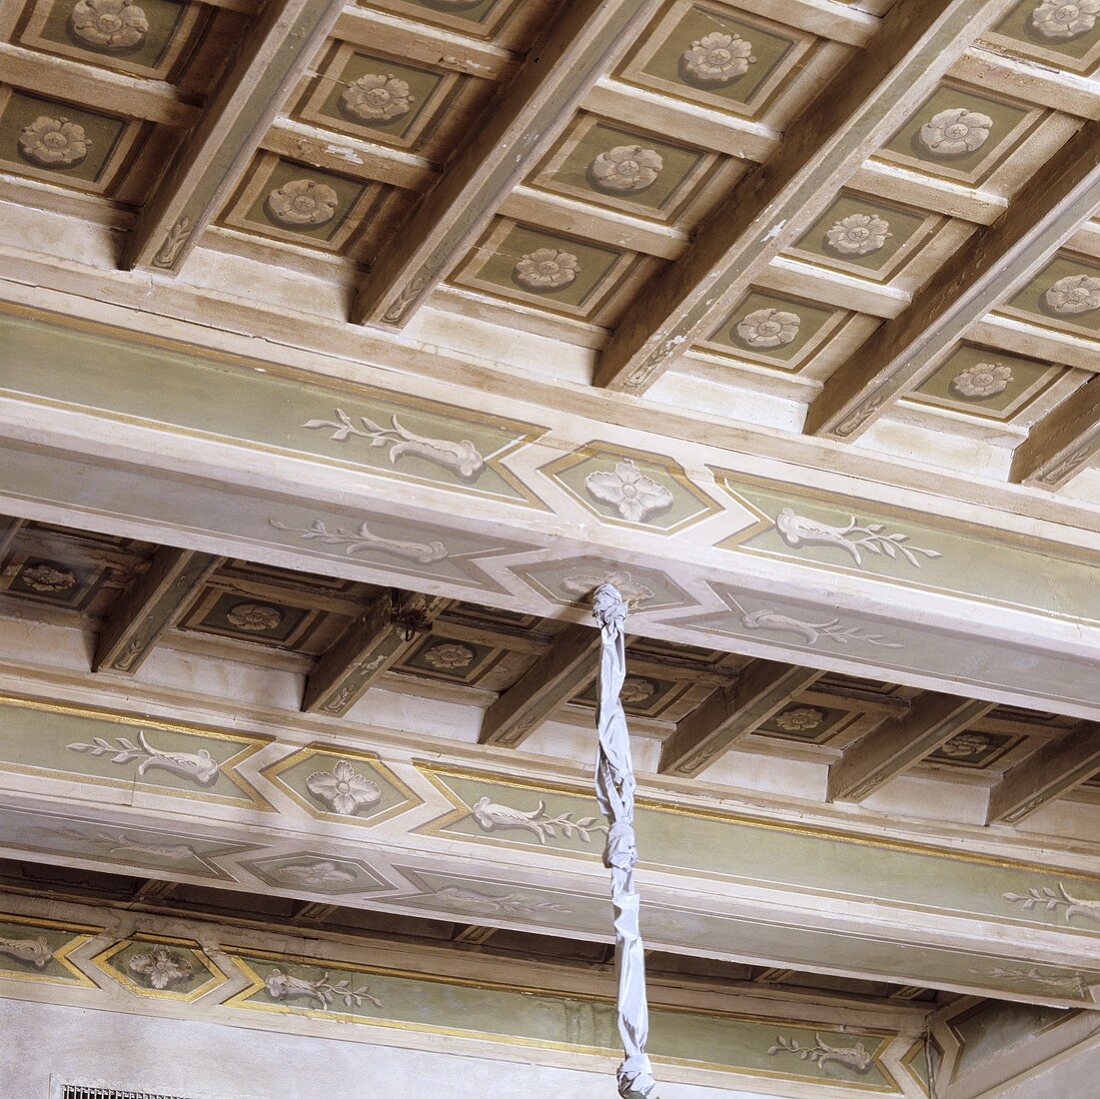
[126,0,345,275]
[302,591,446,717]
[806,116,1100,442]
[1010,375,1100,490]
[828,694,996,802]
[351,0,665,329]
[987,721,1100,824]
[93,547,222,675]
[0,43,201,128]
[592,0,1011,394]
[478,623,601,748]
[659,661,824,778]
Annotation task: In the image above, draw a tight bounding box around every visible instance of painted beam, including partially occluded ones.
[479,623,601,748]
[659,661,824,777]
[0,685,1097,1010]
[351,0,664,328]
[4,309,1100,720]
[987,721,1100,824]
[828,694,997,803]
[1010,375,1100,490]
[806,117,1100,441]
[92,546,222,675]
[302,591,446,717]
[126,0,345,274]
[593,0,1012,394]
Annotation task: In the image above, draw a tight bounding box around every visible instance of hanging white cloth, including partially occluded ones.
[593,583,658,1099]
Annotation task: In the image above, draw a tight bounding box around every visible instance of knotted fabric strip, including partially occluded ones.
[593,583,658,1098]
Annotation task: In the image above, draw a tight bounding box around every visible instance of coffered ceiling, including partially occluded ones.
[1,0,1099,496]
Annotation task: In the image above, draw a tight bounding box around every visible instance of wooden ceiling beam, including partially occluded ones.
[93,547,222,676]
[351,0,665,329]
[479,623,601,748]
[806,116,1100,442]
[987,721,1100,824]
[0,43,201,128]
[659,661,824,778]
[126,0,345,275]
[263,119,439,193]
[332,7,518,82]
[592,0,1010,394]
[828,693,996,802]
[302,591,446,717]
[1010,375,1100,490]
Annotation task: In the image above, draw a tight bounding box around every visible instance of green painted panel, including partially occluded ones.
[719,474,1100,624]
[0,311,537,504]
[428,770,1100,938]
[231,950,897,1087]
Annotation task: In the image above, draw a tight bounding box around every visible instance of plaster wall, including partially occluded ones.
[0,998,781,1099]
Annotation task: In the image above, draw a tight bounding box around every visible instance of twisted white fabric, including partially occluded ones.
[593,583,658,1099]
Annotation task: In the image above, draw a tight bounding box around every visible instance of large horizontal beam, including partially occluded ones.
[0,684,1096,1009]
[594,0,1011,393]
[807,116,1100,441]
[3,307,1100,721]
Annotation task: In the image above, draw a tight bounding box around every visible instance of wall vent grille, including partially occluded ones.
[62,1089,197,1099]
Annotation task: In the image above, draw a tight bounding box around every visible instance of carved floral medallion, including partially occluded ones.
[919,108,993,157]
[71,0,149,50]
[825,213,892,256]
[513,248,580,290]
[341,74,415,122]
[682,31,756,83]
[951,362,1013,398]
[589,144,663,192]
[18,116,91,167]
[267,179,339,227]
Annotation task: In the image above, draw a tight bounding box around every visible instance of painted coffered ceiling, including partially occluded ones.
[3,0,1100,1043]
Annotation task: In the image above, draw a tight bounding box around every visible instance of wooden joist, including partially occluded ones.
[593,0,1010,394]
[828,693,995,802]
[987,721,1100,824]
[1010,375,1100,489]
[807,115,1100,441]
[352,0,664,328]
[126,0,345,274]
[659,661,823,778]
[302,591,446,717]
[93,546,221,675]
[479,622,601,748]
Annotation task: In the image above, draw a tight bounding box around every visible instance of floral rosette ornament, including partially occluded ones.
[682,31,755,83]
[938,732,991,758]
[584,459,674,523]
[736,307,800,348]
[71,0,148,50]
[18,116,91,168]
[226,602,282,632]
[306,759,383,815]
[824,212,892,257]
[774,707,824,733]
[590,144,664,193]
[266,179,339,227]
[1031,0,1100,39]
[1045,273,1100,314]
[341,74,414,122]
[423,642,476,670]
[919,107,992,157]
[513,248,580,290]
[951,361,1013,398]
